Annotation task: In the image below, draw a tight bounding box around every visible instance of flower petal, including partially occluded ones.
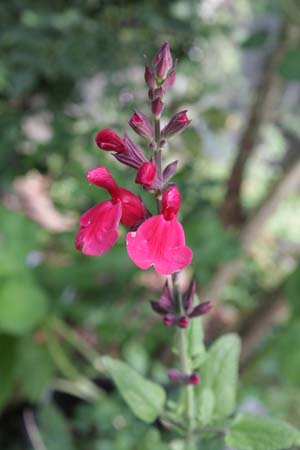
[75,200,122,256]
[126,215,193,275]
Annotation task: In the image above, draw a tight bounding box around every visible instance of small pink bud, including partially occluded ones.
[189,373,200,385]
[163,314,176,326]
[189,302,212,318]
[152,97,164,118]
[163,64,177,90]
[168,369,186,383]
[161,110,191,139]
[135,162,156,188]
[128,111,154,141]
[144,61,156,89]
[163,160,178,183]
[95,129,125,152]
[162,185,181,220]
[153,41,173,80]
[178,316,189,328]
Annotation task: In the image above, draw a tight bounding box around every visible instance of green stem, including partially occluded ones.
[172,273,196,449]
[153,111,196,447]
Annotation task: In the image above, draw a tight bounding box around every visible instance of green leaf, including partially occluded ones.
[0,276,48,335]
[196,333,241,421]
[226,413,300,450]
[39,404,75,450]
[0,334,18,411]
[15,338,54,401]
[279,47,300,80]
[197,387,215,426]
[102,356,166,423]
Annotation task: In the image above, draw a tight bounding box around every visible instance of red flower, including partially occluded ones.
[95,129,125,152]
[126,185,193,274]
[75,167,146,255]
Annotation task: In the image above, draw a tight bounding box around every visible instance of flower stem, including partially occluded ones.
[153,110,196,448]
[172,273,196,449]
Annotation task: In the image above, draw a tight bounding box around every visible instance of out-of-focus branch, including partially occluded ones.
[220,21,290,227]
[201,153,300,307]
[238,283,287,370]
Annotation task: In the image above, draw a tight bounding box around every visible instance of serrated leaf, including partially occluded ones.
[226,413,300,450]
[0,276,48,335]
[196,333,241,421]
[102,356,166,423]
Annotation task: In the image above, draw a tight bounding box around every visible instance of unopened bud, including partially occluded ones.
[128,111,154,141]
[178,316,189,328]
[189,302,212,318]
[161,111,191,139]
[144,60,156,89]
[153,41,173,81]
[135,162,156,188]
[152,97,164,118]
[163,314,176,326]
[189,373,200,385]
[95,129,125,152]
[168,369,186,384]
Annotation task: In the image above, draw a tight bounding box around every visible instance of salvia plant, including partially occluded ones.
[75,42,300,450]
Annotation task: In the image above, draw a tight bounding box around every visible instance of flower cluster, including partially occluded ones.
[75,42,193,275]
[151,280,212,328]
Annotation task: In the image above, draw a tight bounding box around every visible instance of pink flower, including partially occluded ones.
[75,167,146,255]
[126,185,193,274]
[95,129,125,152]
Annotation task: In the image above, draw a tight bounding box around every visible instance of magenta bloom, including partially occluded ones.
[75,167,146,255]
[126,185,192,274]
[95,129,125,152]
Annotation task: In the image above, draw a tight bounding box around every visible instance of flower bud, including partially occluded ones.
[128,111,154,141]
[178,316,189,328]
[153,41,173,81]
[168,369,186,384]
[161,111,191,139]
[163,314,176,326]
[163,64,177,90]
[95,129,125,152]
[114,134,147,169]
[152,97,164,118]
[189,373,200,385]
[162,185,181,220]
[163,160,178,183]
[144,61,156,89]
[189,302,212,318]
[135,162,156,188]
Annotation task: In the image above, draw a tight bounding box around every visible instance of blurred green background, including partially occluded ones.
[1,0,300,448]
